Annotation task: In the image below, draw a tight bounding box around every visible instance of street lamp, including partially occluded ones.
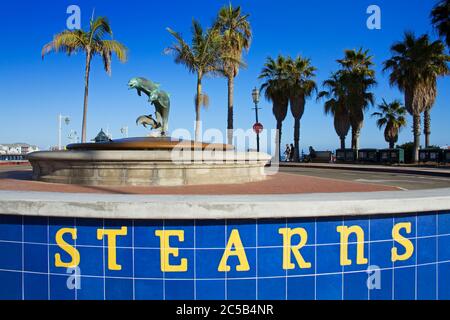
[252,87,262,152]
[58,114,70,150]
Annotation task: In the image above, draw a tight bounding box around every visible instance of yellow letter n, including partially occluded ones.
[337,225,368,266]
[279,227,311,270]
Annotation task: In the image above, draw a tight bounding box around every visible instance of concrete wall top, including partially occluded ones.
[0,188,449,220]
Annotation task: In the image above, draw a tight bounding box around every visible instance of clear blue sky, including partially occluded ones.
[0,0,448,152]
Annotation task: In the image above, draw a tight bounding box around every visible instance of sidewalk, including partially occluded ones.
[280,162,450,177]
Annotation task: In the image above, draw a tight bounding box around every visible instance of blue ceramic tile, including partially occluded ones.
[258,247,284,277]
[316,244,341,274]
[195,280,225,300]
[196,249,225,279]
[227,219,256,247]
[259,278,285,300]
[287,246,315,276]
[78,246,104,277]
[105,278,133,300]
[287,276,315,300]
[438,262,450,300]
[49,218,75,245]
[134,248,163,278]
[227,279,257,300]
[24,216,47,243]
[49,243,77,275]
[393,267,415,300]
[369,269,392,300]
[316,274,342,300]
[105,248,133,277]
[343,271,369,300]
[288,218,316,245]
[343,243,370,272]
[370,241,393,268]
[417,237,437,264]
[49,274,76,300]
[393,237,416,267]
[75,218,103,246]
[417,265,437,300]
[0,242,21,270]
[393,215,416,239]
[103,220,132,247]
[226,248,256,279]
[438,212,450,235]
[77,276,104,300]
[417,214,437,237]
[316,218,342,244]
[24,243,48,273]
[165,279,195,300]
[165,249,194,279]
[24,273,48,300]
[370,216,393,241]
[438,235,450,261]
[165,220,194,248]
[0,215,22,241]
[343,218,369,239]
[0,271,22,299]
[196,220,226,249]
[133,220,163,248]
[135,279,164,300]
[257,219,286,247]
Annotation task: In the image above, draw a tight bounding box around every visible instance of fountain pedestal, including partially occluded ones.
[27,137,271,186]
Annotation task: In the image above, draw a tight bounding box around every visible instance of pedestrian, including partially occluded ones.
[289,144,295,162]
[284,144,291,162]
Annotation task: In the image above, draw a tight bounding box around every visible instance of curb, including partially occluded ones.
[280,163,450,178]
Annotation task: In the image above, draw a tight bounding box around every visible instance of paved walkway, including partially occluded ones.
[0,165,398,195]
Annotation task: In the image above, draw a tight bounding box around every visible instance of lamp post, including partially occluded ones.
[58,114,70,150]
[252,87,262,152]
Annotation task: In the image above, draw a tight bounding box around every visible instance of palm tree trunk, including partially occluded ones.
[413,113,421,162]
[293,118,300,162]
[351,127,360,160]
[195,76,202,142]
[340,136,346,150]
[275,120,282,162]
[226,76,234,145]
[423,109,431,148]
[389,141,395,149]
[81,52,92,143]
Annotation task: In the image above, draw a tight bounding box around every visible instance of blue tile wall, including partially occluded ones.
[0,211,448,300]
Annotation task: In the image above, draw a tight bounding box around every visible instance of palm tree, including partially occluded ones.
[166,21,222,141]
[286,56,317,161]
[42,16,128,143]
[317,73,350,149]
[214,4,252,145]
[372,99,407,149]
[383,32,449,161]
[337,49,376,156]
[431,0,450,50]
[258,55,290,161]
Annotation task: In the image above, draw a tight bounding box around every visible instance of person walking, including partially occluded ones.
[289,143,295,162]
[284,144,291,162]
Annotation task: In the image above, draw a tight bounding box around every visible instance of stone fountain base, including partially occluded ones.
[27,138,271,186]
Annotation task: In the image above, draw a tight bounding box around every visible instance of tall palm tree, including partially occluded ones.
[337,49,376,156]
[166,21,222,141]
[431,0,450,50]
[214,4,252,145]
[286,56,317,161]
[258,55,290,161]
[42,16,128,143]
[317,73,350,149]
[383,32,449,161]
[372,99,407,149]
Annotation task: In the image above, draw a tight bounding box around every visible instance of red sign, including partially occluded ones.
[253,122,264,134]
